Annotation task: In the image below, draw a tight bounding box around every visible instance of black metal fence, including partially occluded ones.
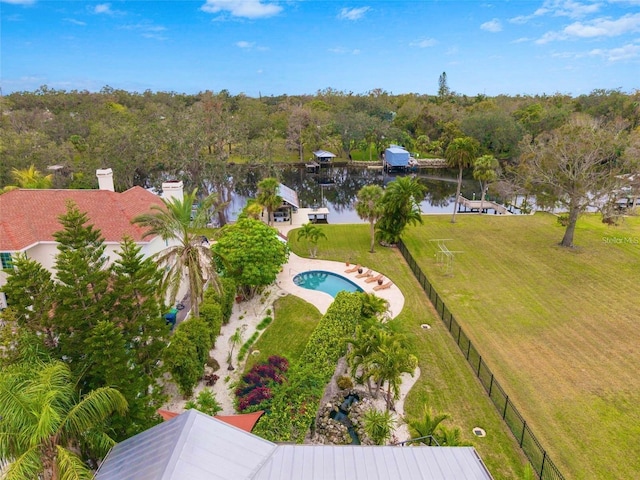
[397,239,565,480]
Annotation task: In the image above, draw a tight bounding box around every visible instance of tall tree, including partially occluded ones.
[0,360,127,480]
[473,154,500,214]
[368,330,417,411]
[355,184,384,253]
[256,177,282,226]
[517,114,632,247]
[296,222,327,258]
[438,72,450,99]
[445,136,479,223]
[212,217,289,298]
[0,254,56,347]
[133,188,218,317]
[375,176,425,245]
[52,202,113,365]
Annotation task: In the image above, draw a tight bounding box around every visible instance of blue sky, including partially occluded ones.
[1,0,639,97]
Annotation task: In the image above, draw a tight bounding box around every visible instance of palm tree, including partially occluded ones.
[355,185,384,253]
[296,222,327,258]
[0,360,127,480]
[133,188,218,318]
[405,406,451,444]
[227,326,245,370]
[368,332,417,411]
[358,292,390,321]
[375,176,425,245]
[256,177,282,226]
[445,136,479,223]
[12,165,54,189]
[362,408,395,445]
[473,154,500,214]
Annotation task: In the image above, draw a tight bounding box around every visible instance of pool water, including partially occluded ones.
[293,270,363,297]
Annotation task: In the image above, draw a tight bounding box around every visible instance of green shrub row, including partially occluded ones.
[253,292,363,442]
[163,279,236,398]
[237,332,260,361]
[204,277,236,324]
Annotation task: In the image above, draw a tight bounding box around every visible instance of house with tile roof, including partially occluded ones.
[0,169,182,292]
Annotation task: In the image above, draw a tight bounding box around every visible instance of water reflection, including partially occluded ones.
[225,166,480,224]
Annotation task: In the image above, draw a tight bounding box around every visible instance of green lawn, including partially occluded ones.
[402,213,640,480]
[243,294,322,372]
[287,225,529,480]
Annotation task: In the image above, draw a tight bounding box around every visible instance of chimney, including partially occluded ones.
[162,180,184,203]
[96,168,115,192]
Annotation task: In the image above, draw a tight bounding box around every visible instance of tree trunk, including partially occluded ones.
[561,205,580,247]
[369,220,376,253]
[479,184,486,214]
[450,167,463,223]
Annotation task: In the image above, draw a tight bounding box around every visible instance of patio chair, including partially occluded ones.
[345,264,361,273]
[355,269,372,278]
[373,281,393,291]
[365,274,383,284]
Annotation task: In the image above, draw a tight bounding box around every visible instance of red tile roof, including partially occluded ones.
[157,409,265,433]
[0,187,166,251]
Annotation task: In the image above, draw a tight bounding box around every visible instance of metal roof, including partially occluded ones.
[313,150,337,159]
[385,146,410,167]
[94,410,276,480]
[95,411,493,480]
[278,183,300,209]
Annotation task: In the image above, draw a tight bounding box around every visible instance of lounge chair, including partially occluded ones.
[345,264,361,273]
[373,281,393,291]
[365,274,383,283]
[355,269,372,278]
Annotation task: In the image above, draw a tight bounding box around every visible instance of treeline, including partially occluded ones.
[2,85,638,194]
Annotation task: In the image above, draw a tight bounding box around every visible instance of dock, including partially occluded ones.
[457,195,510,215]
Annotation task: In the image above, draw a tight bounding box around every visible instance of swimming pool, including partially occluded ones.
[293,270,363,297]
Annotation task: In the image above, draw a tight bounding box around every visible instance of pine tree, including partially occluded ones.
[0,253,56,346]
[52,201,113,366]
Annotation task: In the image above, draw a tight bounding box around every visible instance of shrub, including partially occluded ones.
[163,329,201,397]
[254,292,363,442]
[206,356,220,372]
[336,375,354,390]
[185,388,222,416]
[238,332,260,361]
[178,318,212,366]
[256,316,273,330]
[199,302,223,340]
[235,355,290,413]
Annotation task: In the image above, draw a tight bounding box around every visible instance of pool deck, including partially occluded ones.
[276,252,405,317]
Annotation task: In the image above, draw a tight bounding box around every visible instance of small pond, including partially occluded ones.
[293,270,363,297]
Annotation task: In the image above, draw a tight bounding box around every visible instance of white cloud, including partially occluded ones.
[409,38,438,48]
[65,18,87,26]
[236,40,255,48]
[94,3,113,14]
[328,47,360,55]
[337,7,370,21]
[589,42,640,61]
[564,13,640,37]
[539,0,603,19]
[1,0,36,4]
[201,0,282,19]
[481,18,502,32]
[537,12,640,43]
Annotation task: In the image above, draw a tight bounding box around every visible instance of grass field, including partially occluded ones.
[286,226,529,480]
[402,212,640,480]
[243,294,322,371]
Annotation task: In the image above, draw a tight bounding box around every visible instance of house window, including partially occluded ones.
[0,252,14,270]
